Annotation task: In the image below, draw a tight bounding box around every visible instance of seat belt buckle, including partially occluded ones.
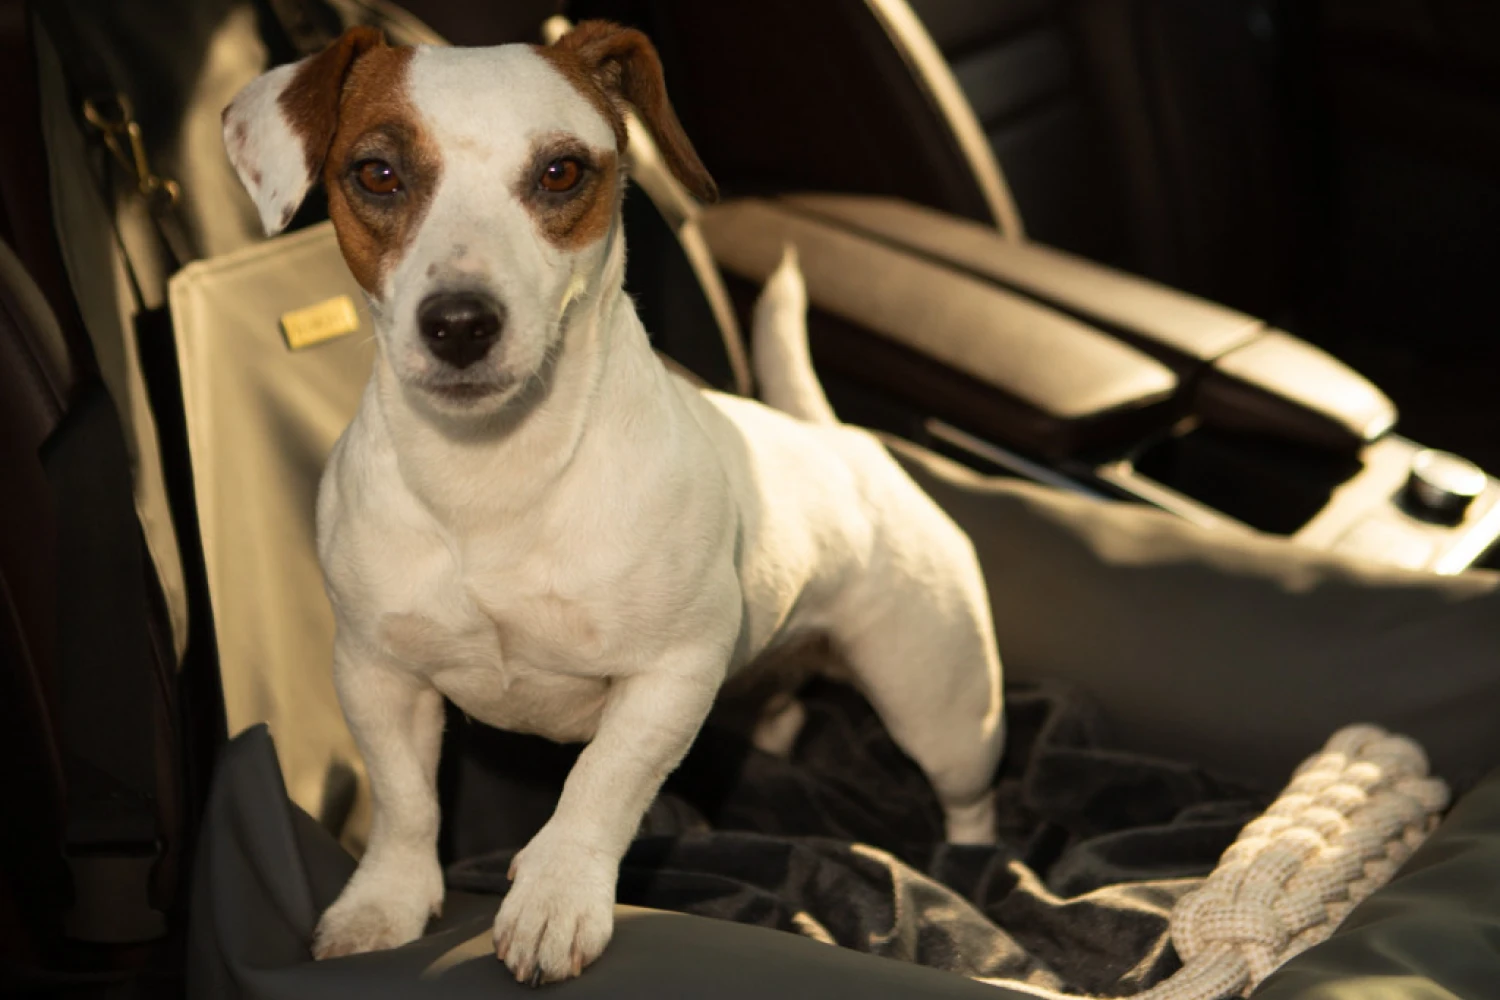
[63,845,167,943]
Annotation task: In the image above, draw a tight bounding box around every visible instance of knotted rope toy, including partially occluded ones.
[993,725,1450,1000]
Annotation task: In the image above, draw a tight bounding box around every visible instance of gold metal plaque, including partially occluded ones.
[280,295,359,350]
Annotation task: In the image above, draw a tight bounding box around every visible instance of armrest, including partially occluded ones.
[1195,332,1398,451]
[779,193,1397,453]
[698,198,1177,459]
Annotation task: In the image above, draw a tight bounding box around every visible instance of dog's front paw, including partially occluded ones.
[312,859,444,960]
[493,831,617,984]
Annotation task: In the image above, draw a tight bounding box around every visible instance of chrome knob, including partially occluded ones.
[1405,449,1486,522]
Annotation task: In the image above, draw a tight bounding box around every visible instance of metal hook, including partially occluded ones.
[82,93,181,212]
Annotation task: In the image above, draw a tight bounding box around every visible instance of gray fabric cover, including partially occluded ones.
[888,440,1500,794]
[188,725,1024,999]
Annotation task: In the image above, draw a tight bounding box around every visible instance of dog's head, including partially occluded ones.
[223,22,714,412]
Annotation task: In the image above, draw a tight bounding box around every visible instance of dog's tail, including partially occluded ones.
[751,245,838,425]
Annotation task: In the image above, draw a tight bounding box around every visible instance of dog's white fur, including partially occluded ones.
[224,34,1004,984]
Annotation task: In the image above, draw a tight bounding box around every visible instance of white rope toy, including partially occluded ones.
[992,724,1450,1000]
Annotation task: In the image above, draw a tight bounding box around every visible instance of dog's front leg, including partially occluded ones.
[494,656,723,984]
[312,642,446,959]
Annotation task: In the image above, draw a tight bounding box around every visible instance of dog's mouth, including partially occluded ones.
[433,382,497,401]
[417,377,514,406]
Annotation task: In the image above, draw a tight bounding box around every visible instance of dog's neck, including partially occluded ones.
[368,224,667,523]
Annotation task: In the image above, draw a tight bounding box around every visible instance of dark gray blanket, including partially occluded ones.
[442,682,1270,995]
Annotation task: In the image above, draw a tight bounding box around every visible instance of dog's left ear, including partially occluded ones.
[223,26,388,235]
[550,21,718,204]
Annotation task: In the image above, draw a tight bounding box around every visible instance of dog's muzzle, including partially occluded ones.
[418,292,506,370]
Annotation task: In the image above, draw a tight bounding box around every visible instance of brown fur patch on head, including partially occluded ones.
[532,44,629,153]
[320,46,443,295]
[511,135,620,252]
[534,21,717,203]
[277,26,386,181]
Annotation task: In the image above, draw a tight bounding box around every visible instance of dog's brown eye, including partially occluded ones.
[539,158,582,193]
[356,160,401,195]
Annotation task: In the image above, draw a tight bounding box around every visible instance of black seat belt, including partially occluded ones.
[40,386,169,944]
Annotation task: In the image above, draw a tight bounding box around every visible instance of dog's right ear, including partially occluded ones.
[549,21,718,204]
[223,26,387,236]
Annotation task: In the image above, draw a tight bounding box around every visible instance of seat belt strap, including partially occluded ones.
[40,385,167,944]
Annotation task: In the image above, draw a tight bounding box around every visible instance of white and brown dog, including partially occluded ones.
[223,21,1004,985]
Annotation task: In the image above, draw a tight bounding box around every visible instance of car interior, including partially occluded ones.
[3,0,1500,997]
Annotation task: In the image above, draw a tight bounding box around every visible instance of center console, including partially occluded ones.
[700,195,1500,574]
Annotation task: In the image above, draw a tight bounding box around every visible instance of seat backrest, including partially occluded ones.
[908,0,1296,316]
[906,0,1124,268]
[566,0,1020,231]
[568,0,1298,320]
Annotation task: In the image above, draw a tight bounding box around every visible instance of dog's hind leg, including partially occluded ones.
[833,580,1005,845]
[751,690,807,758]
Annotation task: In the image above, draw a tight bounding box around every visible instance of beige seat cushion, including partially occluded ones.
[170,222,376,849]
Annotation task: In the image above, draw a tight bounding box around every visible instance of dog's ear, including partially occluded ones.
[551,21,718,204]
[222,26,387,235]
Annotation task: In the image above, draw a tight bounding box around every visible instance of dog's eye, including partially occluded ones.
[355,160,401,195]
[539,158,583,193]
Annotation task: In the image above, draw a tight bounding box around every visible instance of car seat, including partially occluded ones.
[7,0,1500,997]
[559,0,1293,313]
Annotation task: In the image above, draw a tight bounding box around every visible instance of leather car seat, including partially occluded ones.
[905,0,1301,321]
[564,0,1303,322]
[0,235,193,986]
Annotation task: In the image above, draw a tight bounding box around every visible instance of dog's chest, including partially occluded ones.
[375,589,611,743]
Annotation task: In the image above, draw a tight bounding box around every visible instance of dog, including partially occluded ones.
[222,20,1005,985]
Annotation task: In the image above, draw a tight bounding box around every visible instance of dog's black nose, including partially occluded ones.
[418,292,505,369]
